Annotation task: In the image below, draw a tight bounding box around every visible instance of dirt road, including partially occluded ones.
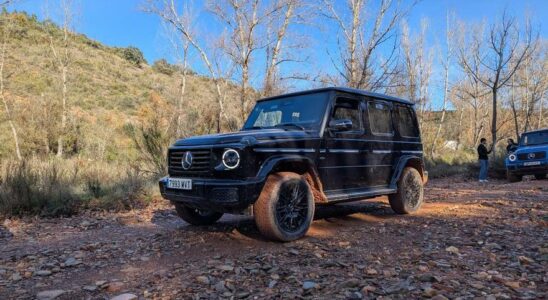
[1,177,547,300]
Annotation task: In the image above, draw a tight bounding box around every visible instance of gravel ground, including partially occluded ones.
[0,176,546,300]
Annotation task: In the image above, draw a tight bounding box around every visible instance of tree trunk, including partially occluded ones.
[430,59,450,157]
[491,88,497,158]
[509,77,520,141]
[241,67,249,122]
[455,109,464,150]
[57,64,67,157]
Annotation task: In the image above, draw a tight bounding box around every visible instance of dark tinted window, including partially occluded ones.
[368,101,393,135]
[332,98,362,131]
[394,105,419,137]
[520,130,548,146]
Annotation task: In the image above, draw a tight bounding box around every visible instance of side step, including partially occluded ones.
[325,187,397,203]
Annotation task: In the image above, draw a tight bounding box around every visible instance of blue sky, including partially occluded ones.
[9,0,547,108]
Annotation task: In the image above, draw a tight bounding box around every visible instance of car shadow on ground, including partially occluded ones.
[150,199,396,241]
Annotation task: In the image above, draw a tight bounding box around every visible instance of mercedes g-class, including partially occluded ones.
[506,128,548,182]
[159,87,428,241]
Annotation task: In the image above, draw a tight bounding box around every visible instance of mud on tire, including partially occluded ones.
[389,167,424,214]
[175,204,223,226]
[253,172,315,242]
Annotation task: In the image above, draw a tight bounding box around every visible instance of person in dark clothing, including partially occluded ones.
[477,138,493,182]
[506,138,518,153]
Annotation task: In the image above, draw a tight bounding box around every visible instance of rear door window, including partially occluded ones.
[368,101,393,136]
[394,105,419,137]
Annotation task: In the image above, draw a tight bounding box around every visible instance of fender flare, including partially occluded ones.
[255,155,328,203]
[390,155,426,187]
[256,155,317,180]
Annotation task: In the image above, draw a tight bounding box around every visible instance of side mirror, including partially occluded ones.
[329,119,353,132]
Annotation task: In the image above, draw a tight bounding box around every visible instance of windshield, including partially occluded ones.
[243,92,329,131]
[520,130,548,146]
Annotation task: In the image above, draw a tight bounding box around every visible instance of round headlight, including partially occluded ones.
[509,154,516,161]
[222,149,240,169]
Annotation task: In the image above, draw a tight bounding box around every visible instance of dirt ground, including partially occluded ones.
[0,176,547,300]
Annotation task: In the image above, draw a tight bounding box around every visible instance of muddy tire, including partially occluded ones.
[174,204,223,226]
[507,170,522,182]
[389,167,424,214]
[534,173,547,180]
[253,172,315,242]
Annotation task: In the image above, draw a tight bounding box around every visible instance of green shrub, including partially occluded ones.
[152,59,177,76]
[0,159,78,217]
[118,46,146,67]
[0,158,157,218]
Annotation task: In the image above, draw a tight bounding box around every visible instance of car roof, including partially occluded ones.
[522,128,548,134]
[258,87,413,105]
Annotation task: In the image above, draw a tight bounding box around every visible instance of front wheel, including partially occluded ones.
[253,172,315,242]
[507,170,522,182]
[175,204,223,225]
[389,167,424,214]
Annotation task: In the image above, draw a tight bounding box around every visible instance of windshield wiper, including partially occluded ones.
[274,123,306,131]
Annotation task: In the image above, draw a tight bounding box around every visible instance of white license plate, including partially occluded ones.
[524,161,541,166]
[167,178,192,190]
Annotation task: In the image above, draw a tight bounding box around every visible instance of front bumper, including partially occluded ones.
[158,176,265,214]
[506,160,548,176]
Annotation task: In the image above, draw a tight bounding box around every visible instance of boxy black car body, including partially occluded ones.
[160,87,427,241]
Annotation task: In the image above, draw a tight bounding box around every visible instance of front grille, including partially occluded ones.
[517,151,546,161]
[169,149,212,177]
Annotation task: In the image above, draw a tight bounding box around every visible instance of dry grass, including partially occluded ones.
[0,158,156,218]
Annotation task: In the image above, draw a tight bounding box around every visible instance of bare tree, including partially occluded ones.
[509,40,547,137]
[430,13,455,156]
[209,0,292,120]
[161,8,192,138]
[321,0,415,90]
[145,0,229,133]
[263,0,301,97]
[458,11,537,152]
[44,0,75,157]
[400,18,432,129]
[0,12,21,160]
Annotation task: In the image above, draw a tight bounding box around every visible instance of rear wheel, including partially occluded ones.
[253,172,314,242]
[175,204,223,225]
[534,173,547,180]
[389,167,424,214]
[507,170,522,182]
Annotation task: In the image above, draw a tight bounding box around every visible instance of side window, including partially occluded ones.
[368,101,394,135]
[394,105,419,137]
[332,98,362,132]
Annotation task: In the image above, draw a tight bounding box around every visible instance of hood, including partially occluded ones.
[172,129,318,147]
[515,144,548,154]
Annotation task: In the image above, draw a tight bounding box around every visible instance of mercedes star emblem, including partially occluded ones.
[182,151,193,170]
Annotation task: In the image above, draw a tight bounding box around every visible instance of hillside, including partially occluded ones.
[0,11,239,159]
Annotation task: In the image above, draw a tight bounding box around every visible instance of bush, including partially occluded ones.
[0,158,156,218]
[426,149,508,179]
[0,159,78,217]
[118,46,146,67]
[152,59,178,76]
[83,164,150,210]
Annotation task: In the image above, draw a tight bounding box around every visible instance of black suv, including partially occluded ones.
[159,87,427,241]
